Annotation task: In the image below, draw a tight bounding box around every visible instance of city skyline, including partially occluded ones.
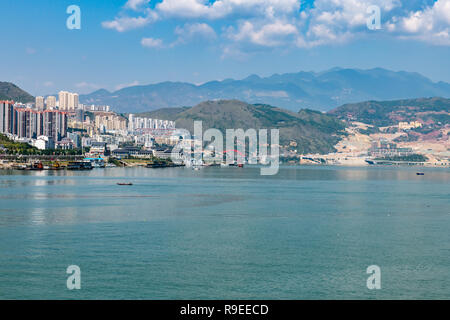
[1,0,450,96]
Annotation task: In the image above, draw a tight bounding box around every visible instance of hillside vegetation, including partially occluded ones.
[329,97,450,127]
[138,100,347,154]
[0,82,34,103]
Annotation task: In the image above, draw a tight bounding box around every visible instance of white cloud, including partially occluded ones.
[292,0,402,47]
[102,10,158,32]
[124,0,149,11]
[173,23,217,45]
[103,0,450,52]
[141,37,164,48]
[157,0,300,19]
[389,0,450,45]
[228,20,298,47]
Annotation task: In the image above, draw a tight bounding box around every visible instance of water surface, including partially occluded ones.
[0,166,449,299]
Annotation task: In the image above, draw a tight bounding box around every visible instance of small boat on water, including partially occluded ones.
[416,172,425,176]
[30,162,44,170]
[117,183,133,186]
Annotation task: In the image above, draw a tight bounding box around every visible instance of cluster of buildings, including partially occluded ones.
[34,91,79,111]
[1,100,68,149]
[95,112,128,133]
[368,139,413,158]
[128,114,175,131]
[398,121,422,131]
[2,88,181,156]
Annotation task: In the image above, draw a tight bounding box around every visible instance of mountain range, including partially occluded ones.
[80,68,450,113]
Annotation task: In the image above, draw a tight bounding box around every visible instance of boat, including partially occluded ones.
[27,162,44,170]
[117,183,133,186]
[84,157,106,168]
[416,172,425,176]
[67,161,93,170]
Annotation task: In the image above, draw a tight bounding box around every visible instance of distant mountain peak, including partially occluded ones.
[79,68,450,113]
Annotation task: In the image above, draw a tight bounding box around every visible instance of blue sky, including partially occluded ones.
[1,0,449,95]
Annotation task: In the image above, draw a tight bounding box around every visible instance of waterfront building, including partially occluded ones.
[55,138,74,150]
[89,141,108,156]
[111,147,154,158]
[153,148,174,159]
[368,139,413,158]
[34,135,54,150]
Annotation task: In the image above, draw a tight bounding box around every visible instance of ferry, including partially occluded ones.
[67,161,93,171]
[84,157,106,168]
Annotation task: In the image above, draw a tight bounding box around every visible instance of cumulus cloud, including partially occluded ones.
[103,0,450,50]
[228,20,298,47]
[174,23,217,45]
[102,9,158,32]
[157,0,300,19]
[388,0,450,45]
[141,37,164,48]
[124,0,149,11]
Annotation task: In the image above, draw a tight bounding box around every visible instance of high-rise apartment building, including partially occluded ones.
[58,91,69,110]
[1,101,67,141]
[46,96,56,109]
[43,110,68,140]
[35,96,45,110]
[0,101,15,134]
[59,91,79,111]
[69,93,79,110]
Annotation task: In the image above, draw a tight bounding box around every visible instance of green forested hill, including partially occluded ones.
[329,97,450,127]
[0,82,34,103]
[138,100,347,154]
